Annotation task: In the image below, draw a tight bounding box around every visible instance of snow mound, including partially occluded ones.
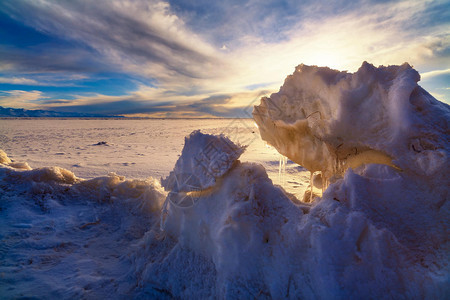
[0,150,167,298]
[0,149,31,170]
[0,149,11,164]
[0,151,165,211]
[253,62,450,186]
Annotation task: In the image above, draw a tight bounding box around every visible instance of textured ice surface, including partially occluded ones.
[0,151,166,298]
[253,62,449,184]
[162,130,245,193]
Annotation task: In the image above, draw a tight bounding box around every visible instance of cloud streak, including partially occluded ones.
[0,90,47,108]
[34,83,268,117]
[421,68,450,79]
[0,77,39,85]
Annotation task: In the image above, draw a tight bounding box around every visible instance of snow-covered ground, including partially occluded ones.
[0,62,449,299]
[0,118,309,196]
[0,118,310,298]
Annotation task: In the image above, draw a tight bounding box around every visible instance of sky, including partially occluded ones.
[0,0,449,117]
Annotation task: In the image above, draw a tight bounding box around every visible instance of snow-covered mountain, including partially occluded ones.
[0,106,122,118]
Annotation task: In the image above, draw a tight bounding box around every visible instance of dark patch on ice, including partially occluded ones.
[93,141,108,146]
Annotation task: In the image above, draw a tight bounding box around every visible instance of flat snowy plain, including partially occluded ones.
[0,118,308,195]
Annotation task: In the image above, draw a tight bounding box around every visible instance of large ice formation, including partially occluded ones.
[143,125,449,298]
[146,62,449,298]
[253,62,449,186]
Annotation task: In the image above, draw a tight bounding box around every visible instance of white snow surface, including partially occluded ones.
[0,62,449,299]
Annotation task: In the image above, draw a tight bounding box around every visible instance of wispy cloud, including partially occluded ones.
[0,74,90,86]
[0,77,39,85]
[0,90,47,108]
[421,68,450,79]
[34,84,269,117]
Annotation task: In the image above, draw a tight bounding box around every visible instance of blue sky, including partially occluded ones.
[0,0,449,117]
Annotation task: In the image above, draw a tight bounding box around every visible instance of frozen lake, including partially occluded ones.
[0,118,310,197]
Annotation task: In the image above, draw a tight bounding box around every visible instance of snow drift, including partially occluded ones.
[0,151,166,298]
[143,128,449,298]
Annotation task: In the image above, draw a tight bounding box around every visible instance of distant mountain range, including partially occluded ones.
[0,106,122,118]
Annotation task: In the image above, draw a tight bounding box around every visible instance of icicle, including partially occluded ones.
[278,154,282,183]
[278,154,287,187]
[309,171,314,202]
